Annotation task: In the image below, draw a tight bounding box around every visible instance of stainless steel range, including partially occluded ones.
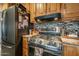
[29,22,63,56]
[28,13,63,56]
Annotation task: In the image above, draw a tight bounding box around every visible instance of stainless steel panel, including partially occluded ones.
[5,6,16,44]
[0,11,3,56]
[1,44,15,56]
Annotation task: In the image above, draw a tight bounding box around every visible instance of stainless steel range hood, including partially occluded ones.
[35,13,62,23]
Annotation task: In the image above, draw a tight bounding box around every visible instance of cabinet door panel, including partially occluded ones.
[23,48,28,56]
[63,44,79,56]
[35,3,60,16]
[0,4,8,10]
[30,3,36,22]
[62,3,79,18]
[23,37,28,56]
[46,3,60,14]
[35,3,46,16]
[22,3,30,11]
[23,37,28,49]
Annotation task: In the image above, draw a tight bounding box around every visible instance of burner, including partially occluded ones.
[47,37,62,49]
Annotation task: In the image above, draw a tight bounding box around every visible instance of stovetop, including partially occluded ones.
[29,35,62,52]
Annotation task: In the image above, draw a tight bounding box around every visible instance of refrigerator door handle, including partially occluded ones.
[1,10,7,41]
[2,44,15,49]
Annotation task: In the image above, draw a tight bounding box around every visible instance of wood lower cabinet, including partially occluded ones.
[63,43,79,56]
[61,36,79,56]
[23,48,28,56]
[23,36,29,56]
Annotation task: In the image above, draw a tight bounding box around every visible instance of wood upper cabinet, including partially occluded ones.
[35,3,61,16]
[46,3,60,14]
[0,4,8,10]
[29,3,36,23]
[22,3,30,12]
[22,3,79,22]
[35,3,46,16]
[7,3,79,22]
[22,3,61,23]
[61,3,79,20]
[22,3,36,23]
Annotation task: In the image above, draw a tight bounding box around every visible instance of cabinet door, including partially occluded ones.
[35,3,46,16]
[22,3,30,12]
[30,3,36,23]
[63,43,79,56]
[46,3,60,14]
[0,4,8,10]
[23,37,28,56]
[35,3,60,16]
[62,3,79,19]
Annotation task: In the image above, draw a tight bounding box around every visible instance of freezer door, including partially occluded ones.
[4,6,16,44]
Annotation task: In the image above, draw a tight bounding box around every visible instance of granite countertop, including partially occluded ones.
[62,36,79,40]
[22,32,39,38]
[61,36,79,45]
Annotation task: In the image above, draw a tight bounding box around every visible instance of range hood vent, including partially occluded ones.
[35,13,62,23]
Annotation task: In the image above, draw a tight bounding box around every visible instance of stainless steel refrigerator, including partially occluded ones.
[1,4,30,56]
